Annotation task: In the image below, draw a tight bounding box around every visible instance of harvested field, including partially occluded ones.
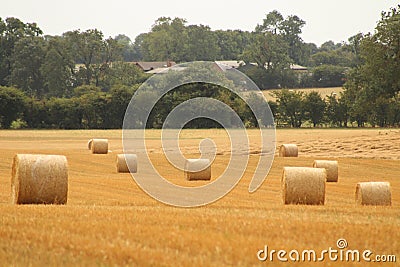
[262,87,344,102]
[0,129,399,266]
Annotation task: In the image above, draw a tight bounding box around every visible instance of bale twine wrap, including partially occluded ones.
[282,167,326,205]
[313,160,338,182]
[116,154,138,173]
[184,159,211,181]
[87,139,93,150]
[279,144,298,157]
[355,182,391,206]
[91,139,108,154]
[11,154,68,204]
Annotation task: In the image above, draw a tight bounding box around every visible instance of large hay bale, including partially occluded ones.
[116,154,137,173]
[282,167,326,205]
[279,144,298,157]
[184,159,211,181]
[91,139,108,154]
[313,160,338,182]
[87,139,93,150]
[355,182,391,206]
[11,154,68,204]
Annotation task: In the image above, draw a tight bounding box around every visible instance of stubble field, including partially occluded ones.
[0,128,399,266]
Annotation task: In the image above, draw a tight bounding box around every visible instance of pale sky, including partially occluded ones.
[1,0,399,46]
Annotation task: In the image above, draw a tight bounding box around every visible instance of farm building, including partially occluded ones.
[132,61,176,73]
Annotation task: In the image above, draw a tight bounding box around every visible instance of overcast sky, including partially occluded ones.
[1,0,399,46]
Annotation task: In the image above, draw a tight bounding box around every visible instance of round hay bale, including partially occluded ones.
[87,139,93,150]
[279,144,298,157]
[355,182,391,206]
[11,154,68,205]
[184,159,211,181]
[282,167,326,205]
[116,154,137,173]
[313,160,338,182]
[91,139,108,154]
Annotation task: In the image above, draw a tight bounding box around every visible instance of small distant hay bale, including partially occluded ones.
[91,139,108,154]
[87,139,93,150]
[11,154,68,205]
[184,159,211,181]
[355,182,391,206]
[313,160,338,182]
[279,144,298,157]
[282,167,326,205]
[116,154,137,173]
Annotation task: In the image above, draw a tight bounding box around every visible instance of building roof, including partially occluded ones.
[235,62,308,71]
[290,64,308,71]
[133,61,176,71]
[146,66,187,74]
[215,60,245,70]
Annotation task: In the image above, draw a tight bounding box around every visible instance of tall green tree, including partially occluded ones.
[0,17,42,86]
[142,17,188,62]
[9,36,46,97]
[131,33,147,61]
[64,29,122,87]
[255,11,306,64]
[241,32,291,88]
[184,25,220,61]
[310,50,354,67]
[319,40,342,52]
[312,65,346,87]
[115,34,136,61]
[100,61,148,89]
[255,10,284,34]
[273,90,305,127]
[304,91,326,127]
[215,30,251,60]
[344,5,400,127]
[40,35,75,97]
[242,32,290,70]
[64,29,104,85]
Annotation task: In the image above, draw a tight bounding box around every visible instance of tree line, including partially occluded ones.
[0,6,399,129]
[0,11,353,98]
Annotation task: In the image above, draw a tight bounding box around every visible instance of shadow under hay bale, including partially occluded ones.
[184,159,211,181]
[11,154,68,205]
[355,182,391,206]
[279,144,298,157]
[282,167,326,205]
[116,154,137,173]
[313,160,338,182]
[91,139,108,154]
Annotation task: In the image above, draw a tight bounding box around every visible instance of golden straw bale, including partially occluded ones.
[91,139,108,154]
[279,144,298,157]
[116,154,137,173]
[355,182,391,206]
[313,160,338,182]
[184,159,211,181]
[11,154,68,204]
[282,167,326,205]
